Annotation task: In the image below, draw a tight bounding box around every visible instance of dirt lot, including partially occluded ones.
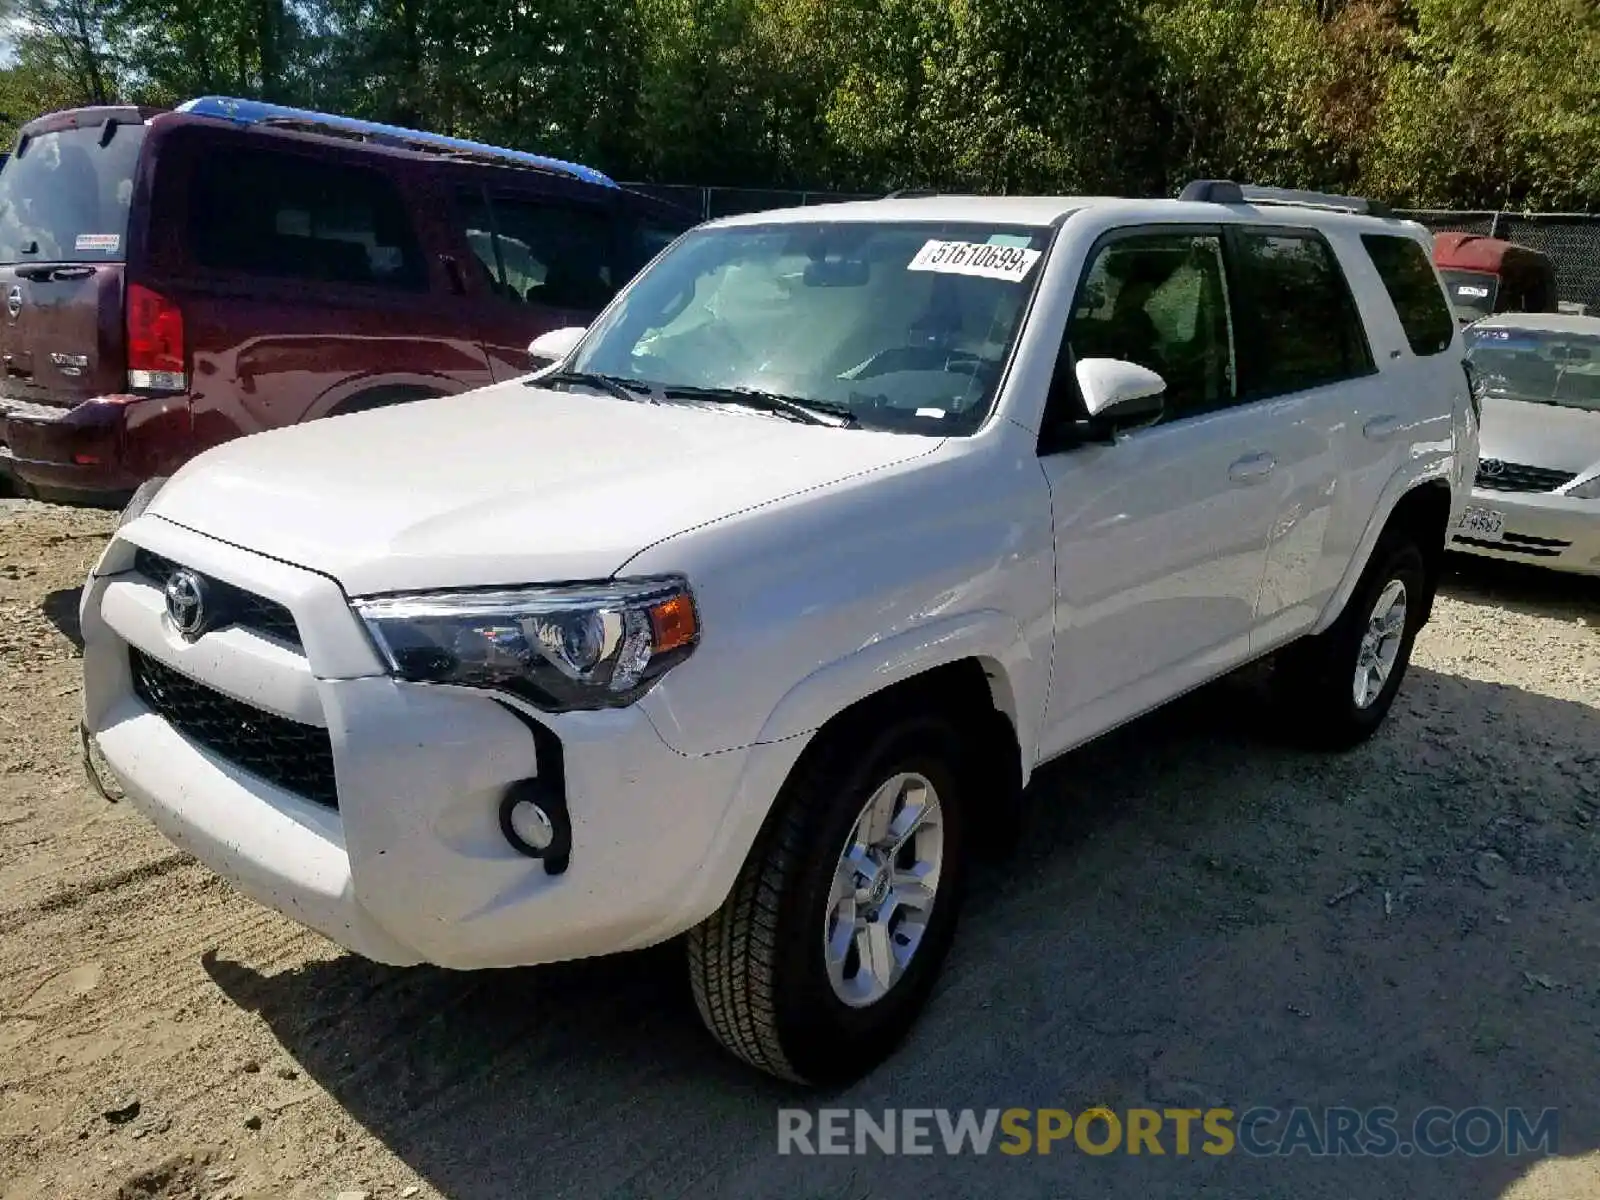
[1,497,1598,1200]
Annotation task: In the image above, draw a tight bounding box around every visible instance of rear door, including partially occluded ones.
[1222,225,1388,650]
[0,111,150,411]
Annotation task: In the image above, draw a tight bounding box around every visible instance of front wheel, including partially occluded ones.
[688,715,969,1085]
[1273,532,1428,749]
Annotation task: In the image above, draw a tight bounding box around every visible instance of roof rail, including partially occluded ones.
[1179,179,1393,218]
[175,96,616,189]
[884,188,942,199]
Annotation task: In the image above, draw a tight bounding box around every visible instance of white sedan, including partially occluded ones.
[1452,314,1600,576]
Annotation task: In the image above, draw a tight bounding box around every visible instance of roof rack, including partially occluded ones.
[883,188,943,199]
[1179,179,1393,218]
[175,96,616,189]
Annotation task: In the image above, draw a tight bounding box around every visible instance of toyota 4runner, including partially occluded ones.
[79,181,1479,1085]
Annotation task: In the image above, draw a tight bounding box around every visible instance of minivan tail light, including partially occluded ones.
[126,282,187,392]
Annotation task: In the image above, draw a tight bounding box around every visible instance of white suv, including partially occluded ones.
[80,182,1478,1085]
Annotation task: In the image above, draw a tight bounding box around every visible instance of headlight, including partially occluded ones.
[116,475,168,530]
[352,577,699,712]
[1567,474,1600,500]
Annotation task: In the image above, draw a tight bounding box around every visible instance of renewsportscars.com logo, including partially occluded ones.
[777,1107,1560,1158]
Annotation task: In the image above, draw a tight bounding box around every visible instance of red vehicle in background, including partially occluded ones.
[1431,231,1559,326]
[0,98,693,505]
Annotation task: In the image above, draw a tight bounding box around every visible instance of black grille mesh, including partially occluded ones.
[1474,461,1578,494]
[133,548,301,647]
[130,648,338,808]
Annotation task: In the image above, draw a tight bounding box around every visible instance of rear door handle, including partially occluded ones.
[1229,452,1276,484]
[1364,415,1404,441]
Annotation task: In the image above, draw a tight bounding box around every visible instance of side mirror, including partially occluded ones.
[1075,357,1166,424]
[527,326,586,370]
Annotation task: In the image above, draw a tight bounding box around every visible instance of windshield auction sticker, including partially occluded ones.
[908,239,1041,282]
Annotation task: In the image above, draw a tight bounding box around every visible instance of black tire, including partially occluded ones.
[688,714,970,1085]
[1273,531,1429,750]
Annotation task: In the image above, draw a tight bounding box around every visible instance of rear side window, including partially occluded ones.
[0,123,146,264]
[186,147,425,290]
[1229,229,1375,399]
[1362,234,1454,355]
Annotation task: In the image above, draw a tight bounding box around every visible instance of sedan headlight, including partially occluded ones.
[353,577,699,712]
[1566,474,1600,500]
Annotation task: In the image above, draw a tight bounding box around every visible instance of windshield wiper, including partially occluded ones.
[663,384,858,428]
[539,370,660,404]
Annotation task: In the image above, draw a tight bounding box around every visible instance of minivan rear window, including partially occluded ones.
[0,123,146,264]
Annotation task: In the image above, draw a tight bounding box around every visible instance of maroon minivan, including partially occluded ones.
[0,100,693,504]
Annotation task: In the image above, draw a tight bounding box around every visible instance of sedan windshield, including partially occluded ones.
[563,220,1055,434]
[1466,325,1600,412]
[1441,270,1498,323]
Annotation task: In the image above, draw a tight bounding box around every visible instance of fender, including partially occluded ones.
[1311,458,1458,636]
[301,372,463,423]
[751,607,1039,773]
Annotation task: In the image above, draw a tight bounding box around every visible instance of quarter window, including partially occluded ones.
[1229,230,1374,398]
[187,147,424,289]
[1066,232,1236,420]
[1362,234,1455,356]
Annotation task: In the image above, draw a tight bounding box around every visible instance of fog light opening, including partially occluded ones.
[498,778,571,873]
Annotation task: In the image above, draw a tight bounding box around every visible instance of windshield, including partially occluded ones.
[565,220,1055,434]
[0,122,146,264]
[1441,269,1498,323]
[1466,325,1600,412]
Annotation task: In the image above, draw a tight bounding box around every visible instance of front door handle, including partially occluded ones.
[1229,452,1276,484]
[1364,415,1404,441]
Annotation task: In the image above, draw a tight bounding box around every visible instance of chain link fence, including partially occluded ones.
[628,184,1600,316]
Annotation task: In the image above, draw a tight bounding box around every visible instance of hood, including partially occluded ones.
[148,382,941,594]
[1479,396,1600,477]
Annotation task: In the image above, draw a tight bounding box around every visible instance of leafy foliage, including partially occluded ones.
[0,0,1595,209]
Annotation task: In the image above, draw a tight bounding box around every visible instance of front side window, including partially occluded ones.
[476,194,617,311]
[566,220,1054,435]
[1466,325,1600,412]
[187,146,424,289]
[1230,229,1374,399]
[1362,234,1455,356]
[1066,231,1235,420]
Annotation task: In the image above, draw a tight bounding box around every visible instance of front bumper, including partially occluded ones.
[0,392,191,504]
[80,516,805,969]
[1449,487,1600,576]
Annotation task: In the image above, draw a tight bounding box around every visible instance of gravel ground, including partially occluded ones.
[0,498,1598,1200]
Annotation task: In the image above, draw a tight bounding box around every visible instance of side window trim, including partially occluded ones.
[1222,222,1378,403]
[1043,222,1235,440]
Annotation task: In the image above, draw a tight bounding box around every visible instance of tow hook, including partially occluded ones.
[79,722,122,803]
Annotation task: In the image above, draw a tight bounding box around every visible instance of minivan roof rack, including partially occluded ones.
[175,96,617,189]
[1179,179,1393,218]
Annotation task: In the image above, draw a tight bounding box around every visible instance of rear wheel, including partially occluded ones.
[688,715,969,1085]
[1273,531,1428,749]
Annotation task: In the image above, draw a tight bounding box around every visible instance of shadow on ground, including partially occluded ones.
[1440,552,1600,622]
[202,666,1600,1200]
[41,586,84,651]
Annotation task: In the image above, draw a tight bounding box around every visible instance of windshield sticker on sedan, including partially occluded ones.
[74,233,120,252]
[1456,284,1491,298]
[908,239,1041,282]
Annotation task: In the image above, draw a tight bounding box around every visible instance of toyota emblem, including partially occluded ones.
[164,568,209,640]
[6,285,21,319]
[1479,459,1506,478]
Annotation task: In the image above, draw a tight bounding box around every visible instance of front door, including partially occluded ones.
[1036,227,1281,756]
